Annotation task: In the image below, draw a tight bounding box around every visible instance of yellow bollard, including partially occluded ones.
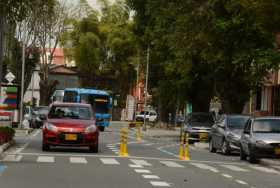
[184,133,190,160]
[119,128,128,157]
[179,134,185,160]
[136,122,142,142]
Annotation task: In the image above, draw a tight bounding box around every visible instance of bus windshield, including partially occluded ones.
[80,94,109,114]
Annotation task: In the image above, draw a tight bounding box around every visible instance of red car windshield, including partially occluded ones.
[48,106,92,120]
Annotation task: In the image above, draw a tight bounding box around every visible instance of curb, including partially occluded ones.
[0,140,15,155]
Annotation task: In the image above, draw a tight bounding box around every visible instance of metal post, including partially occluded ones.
[143,45,150,131]
[31,70,34,106]
[19,43,25,128]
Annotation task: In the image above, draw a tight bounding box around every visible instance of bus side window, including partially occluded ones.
[88,94,96,109]
[64,91,78,102]
[80,94,89,104]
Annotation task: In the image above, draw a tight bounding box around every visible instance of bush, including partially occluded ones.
[0,126,15,144]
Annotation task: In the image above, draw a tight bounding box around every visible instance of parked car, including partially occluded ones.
[42,102,99,152]
[135,110,157,122]
[31,106,49,128]
[209,114,250,154]
[240,117,280,163]
[184,112,215,144]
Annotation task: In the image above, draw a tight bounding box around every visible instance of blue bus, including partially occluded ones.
[63,88,112,131]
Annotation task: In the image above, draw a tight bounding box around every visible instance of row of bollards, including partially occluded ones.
[119,121,190,161]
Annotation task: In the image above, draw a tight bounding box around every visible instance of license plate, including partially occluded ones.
[65,134,77,141]
[199,133,208,141]
[275,147,280,155]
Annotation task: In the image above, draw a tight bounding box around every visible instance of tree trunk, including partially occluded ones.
[0,16,5,86]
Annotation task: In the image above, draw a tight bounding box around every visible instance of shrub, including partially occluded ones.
[0,126,15,144]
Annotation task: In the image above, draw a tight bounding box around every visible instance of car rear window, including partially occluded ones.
[48,106,92,120]
[227,116,249,129]
[253,119,280,133]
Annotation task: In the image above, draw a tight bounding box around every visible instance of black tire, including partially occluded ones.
[221,140,231,155]
[89,144,99,153]
[98,126,105,132]
[209,139,216,153]
[240,146,247,160]
[42,144,50,151]
[248,148,258,164]
[188,140,195,145]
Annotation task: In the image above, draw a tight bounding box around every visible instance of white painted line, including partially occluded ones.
[31,129,41,137]
[134,169,152,174]
[160,161,184,168]
[143,175,160,179]
[235,180,248,185]
[221,165,249,172]
[15,143,29,154]
[130,159,152,166]
[250,166,280,174]
[3,155,23,162]
[190,163,219,173]
[100,158,120,165]
[129,164,143,168]
[144,143,154,146]
[37,156,55,163]
[221,174,233,178]
[69,157,87,164]
[150,181,170,187]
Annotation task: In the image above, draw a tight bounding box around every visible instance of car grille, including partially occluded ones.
[58,133,83,144]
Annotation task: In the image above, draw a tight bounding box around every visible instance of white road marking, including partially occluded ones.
[69,157,87,164]
[134,169,152,174]
[37,156,55,163]
[150,181,170,187]
[143,175,160,179]
[130,159,152,166]
[190,163,219,173]
[15,143,29,154]
[31,129,41,137]
[160,161,184,168]
[221,174,233,178]
[221,165,249,172]
[235,180,248,185]
[3,154,23,162]
[250,166,280,174]
[144,143,154,146]
[129,164,143,168]
[100,158,120,165]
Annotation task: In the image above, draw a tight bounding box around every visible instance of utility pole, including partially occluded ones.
[143,45,150,131]
[19,43,25,128]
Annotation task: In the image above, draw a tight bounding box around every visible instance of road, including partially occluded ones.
[0,121,279,188]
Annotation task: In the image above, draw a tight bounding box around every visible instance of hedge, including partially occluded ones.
[0,126,15,144]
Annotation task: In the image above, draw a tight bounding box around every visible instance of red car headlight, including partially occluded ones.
[85,125,97,133]
[44,123,58,133]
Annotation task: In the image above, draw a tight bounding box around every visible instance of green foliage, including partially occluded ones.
[128,0,280,115]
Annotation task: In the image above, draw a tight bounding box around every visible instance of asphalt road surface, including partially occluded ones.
[0,121,279,188]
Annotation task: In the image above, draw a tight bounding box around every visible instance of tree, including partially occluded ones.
[35,0,69,105]
[128,0,280,116]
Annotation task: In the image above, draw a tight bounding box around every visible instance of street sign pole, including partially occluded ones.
[19,43,25,129]
[143,45,150,131]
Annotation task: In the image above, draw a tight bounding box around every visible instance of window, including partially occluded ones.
[63,91,78,102]
[48,105,92,120]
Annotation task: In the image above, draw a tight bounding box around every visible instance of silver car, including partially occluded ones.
[240,117,280,163]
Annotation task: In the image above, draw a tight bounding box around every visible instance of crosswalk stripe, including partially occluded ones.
[3,155,22,162]
[130,159,152,166]
[250,166,280,174]
[150,181,170,187]
[134,169,152,174]
[220,165,249,172]
[160,161,184,168]
[37,156,54,163]
[100,158,120,165]
[69,157,87,164]
[190,163,219,173]
[143,175,160,179]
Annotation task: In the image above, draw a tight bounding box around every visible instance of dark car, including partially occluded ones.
[184,112,215,144]
[240,117,280,163]
[31,106,49,128]
[209,115,250,155]
[42,103,99,152]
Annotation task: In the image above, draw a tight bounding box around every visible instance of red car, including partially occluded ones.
[42,103,99,152]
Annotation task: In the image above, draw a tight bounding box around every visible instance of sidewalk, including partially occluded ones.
[140,127,181,141]
[0,129,34,155]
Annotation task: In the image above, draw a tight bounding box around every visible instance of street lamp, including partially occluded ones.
[19,43,25,128]
[143,45,150,131]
